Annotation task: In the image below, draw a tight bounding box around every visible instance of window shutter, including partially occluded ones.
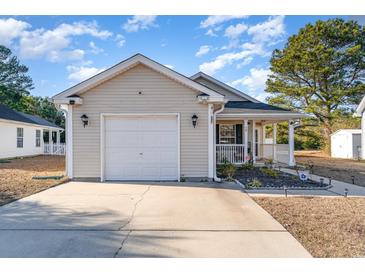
[216,124,219,144]
[236,124,242,144]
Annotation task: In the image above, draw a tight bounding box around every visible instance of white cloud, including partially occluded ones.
[199,45,265,75]
[224,23,248,39]
[230,68,271,92]
[115,34,126,47]
[89,41,104,54]
[253,92,270,102]
[48,49,85,62]
[123,16,157,32]
[17,21,112,61]
[0,18,30,46]
[247,15,285,43]
[67,65,105,82]
[236,56,253,68]
[195,45,211,57]
[164,64,174,69]
[200,15,248,29]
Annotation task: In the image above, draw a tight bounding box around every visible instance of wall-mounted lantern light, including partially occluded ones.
[80,114,89,127]
[192,114,198,128]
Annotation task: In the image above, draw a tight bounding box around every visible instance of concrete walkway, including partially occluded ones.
[0,181,310,258]
[245,168,365,197]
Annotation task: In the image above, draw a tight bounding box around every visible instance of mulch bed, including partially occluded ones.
[235,166,325,189]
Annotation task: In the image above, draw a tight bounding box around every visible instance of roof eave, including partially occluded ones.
[52,54,224,101]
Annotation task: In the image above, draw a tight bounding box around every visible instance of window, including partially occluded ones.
[17,128,23,148]
[219,125,236,144]
[36,130,41,147]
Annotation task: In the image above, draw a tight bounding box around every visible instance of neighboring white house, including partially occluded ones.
[331,129,361,159]
[52,54,306,182]
[0,104,64,159]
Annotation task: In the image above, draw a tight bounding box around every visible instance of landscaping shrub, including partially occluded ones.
[260,167,278,177]
[217,159,237,179]
[247,178,262,188]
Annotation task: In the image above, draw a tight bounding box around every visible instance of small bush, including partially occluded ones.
[241,162,254,170]
[247,178,262,188]
[217,159,237,179]
[261,167,278,177]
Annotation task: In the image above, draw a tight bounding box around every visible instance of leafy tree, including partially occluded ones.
[0,45,33,109]
[266,19,365,153]
[0,45,64,127]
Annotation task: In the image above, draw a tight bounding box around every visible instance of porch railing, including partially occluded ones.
[216,144,245,164]
[44,143,66,155]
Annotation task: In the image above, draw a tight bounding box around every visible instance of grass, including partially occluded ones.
[254,196,365,257]
[0,155,67,206]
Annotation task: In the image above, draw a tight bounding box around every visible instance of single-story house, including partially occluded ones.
[52,54,305,182]
[0,104,64,159]
[331,129,361,159]
[355,97,365,159]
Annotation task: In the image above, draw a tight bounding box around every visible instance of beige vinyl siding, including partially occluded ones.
[194,77,246,101]
[72,64,208,179]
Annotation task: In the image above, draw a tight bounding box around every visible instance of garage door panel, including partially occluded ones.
[104,115,178,181]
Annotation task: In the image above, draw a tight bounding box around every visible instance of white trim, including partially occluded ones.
[0,118,62,131]
[59,104,73,178]
[243,120,248,163]
[288,120,295,166]
[252,120,256,163]
[53,97,83,105]
[53,54,224,102]
[100,112,180,182]
[190,72,260,103]
[208,104,214,178]
[272,122,277,162]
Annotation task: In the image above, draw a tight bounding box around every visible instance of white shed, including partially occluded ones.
[331,129,361,159]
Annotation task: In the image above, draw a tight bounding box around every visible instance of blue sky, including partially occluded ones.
[0,15,351,101]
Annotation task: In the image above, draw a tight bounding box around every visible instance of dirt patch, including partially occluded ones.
[295,150,365,186]
[254,196,365,257]
[0,156,67,206]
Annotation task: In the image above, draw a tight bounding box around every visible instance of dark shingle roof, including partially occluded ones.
[0,104,61,129]
[225,101,290,111]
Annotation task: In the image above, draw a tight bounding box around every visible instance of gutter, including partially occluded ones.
[212,103,226,182]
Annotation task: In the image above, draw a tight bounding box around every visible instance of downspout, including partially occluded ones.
[213,103,225,182]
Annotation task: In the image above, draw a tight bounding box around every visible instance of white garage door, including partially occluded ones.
[104,115,178,181]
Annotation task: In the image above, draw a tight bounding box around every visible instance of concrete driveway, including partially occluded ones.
[0,181,311,257]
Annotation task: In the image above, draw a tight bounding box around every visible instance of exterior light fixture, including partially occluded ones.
[80,114,89,127]
[192,114,198,128]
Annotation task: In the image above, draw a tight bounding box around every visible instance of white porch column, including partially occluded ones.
[243,120,248,163]
[56,130,60,145]
[272,122,277,162]
[288,120,295,166]
[361,112,365,159]
[48,130,52,154]
[252,120,256,163]
[208,104,214,179]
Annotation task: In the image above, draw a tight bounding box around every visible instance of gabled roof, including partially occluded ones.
[0,104,62,129]
[190,71,260,103]
[53,54,225,102]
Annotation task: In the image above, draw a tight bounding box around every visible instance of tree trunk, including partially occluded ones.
[322,126,332,155]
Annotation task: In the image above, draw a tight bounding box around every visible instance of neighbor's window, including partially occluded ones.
[36,129,41,147]
[17,128,24,148]
[219,125,236,144]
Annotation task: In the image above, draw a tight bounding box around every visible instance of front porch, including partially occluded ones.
[215,118,296,166]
